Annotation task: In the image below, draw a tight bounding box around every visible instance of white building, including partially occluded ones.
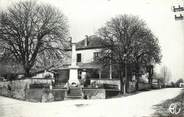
[64,35,103,66]
[55,35,120,88]
[63,35,107,79]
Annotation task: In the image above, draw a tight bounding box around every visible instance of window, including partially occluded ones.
[77,53,81,62]
[94,52,99,61]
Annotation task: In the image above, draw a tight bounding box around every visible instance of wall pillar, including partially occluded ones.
[98,70,102,79]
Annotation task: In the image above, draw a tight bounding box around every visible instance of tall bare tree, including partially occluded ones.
[160,65,171,86]
[0,1,69,76]
[97,15,161,94]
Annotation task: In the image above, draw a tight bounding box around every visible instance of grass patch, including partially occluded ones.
[152,89,184,117]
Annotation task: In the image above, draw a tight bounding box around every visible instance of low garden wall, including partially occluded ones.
[26,89,66,102]
[52,89,67,101]
[105,89,120,98]
[128,81,136,93]
[138,82,151,91]
[90,79,121,90]
[0,79,109,102]
[0,78,53,101]
[0,81,10,97]
[0,78,121,102]
[82,88,120,99]
[127,82,151,92]
[83,88,106,99]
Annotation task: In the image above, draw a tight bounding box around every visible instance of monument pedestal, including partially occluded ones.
[68,66,80,86]
[67,42,80,87]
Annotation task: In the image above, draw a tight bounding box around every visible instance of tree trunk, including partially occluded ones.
[135,76,139,91]
[118,64,123,94]
[119,69,123,94]
[148,65,153,88]
[123,81,126,95]
[135,63,140,91]
[24,66,31,77]
[125,73,130,93]
[123,63,128,95]
[148,74,153,88]
[126,78,129,93]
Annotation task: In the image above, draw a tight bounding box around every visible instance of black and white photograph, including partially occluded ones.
[0,0,184,117]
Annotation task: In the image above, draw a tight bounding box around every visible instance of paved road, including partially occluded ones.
[0,88,182,117]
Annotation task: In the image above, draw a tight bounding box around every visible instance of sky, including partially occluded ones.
[0,0,184,81]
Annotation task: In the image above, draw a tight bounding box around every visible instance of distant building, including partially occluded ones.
[179,83,184,87]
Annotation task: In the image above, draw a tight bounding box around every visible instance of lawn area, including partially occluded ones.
[153,88,184,117]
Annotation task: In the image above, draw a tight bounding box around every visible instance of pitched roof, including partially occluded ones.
[76,35,103,50]
[65,35,104,51]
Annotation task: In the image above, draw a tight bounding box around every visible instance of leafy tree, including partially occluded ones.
[0,1,69,76]
[175,78,184,87]
[170,81,176,87]
[97,15,161,94]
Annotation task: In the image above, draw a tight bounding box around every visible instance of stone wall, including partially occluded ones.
[83,88,106,99]
[127,82,151,92]
[26,89,55,102]
[11,80,28,99]
[0,78,53,101]
[22,88,66,102]
[26,89,44,102]
[0,80,25,98]
[138,83,151,91]
[90,79,121,90]
[0,79,119,102]
[0,81,10,97]
[106,90,119,98]
[128,81,136,93]
[52,89,66,101]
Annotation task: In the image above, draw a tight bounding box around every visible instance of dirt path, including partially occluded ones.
[0,88,182,117]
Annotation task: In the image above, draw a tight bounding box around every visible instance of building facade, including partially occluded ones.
[55,35,120,89]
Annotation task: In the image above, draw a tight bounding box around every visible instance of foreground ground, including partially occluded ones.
[153,88,184,117]
[0,88,182,117]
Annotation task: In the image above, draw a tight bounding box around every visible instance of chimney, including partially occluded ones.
[84,35,88,47]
